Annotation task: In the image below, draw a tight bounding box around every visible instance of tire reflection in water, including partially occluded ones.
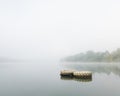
[60,75,92,82]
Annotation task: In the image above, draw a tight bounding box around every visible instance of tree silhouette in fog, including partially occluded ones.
[64,48,120,62]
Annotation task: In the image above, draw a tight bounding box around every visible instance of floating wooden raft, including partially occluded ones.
[60,70,75,77]
[60,70,92,78]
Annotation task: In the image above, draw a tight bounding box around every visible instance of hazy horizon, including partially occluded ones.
[1,0,120,60]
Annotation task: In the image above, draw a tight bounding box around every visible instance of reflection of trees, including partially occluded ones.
[62,63,120,77]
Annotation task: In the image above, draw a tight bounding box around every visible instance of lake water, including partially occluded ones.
[0,61,120,96]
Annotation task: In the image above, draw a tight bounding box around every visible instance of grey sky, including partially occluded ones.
[0,0,120,59]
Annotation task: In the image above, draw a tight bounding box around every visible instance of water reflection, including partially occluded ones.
[62,62,120,77]
[73,77,92,82]
[60,75,92,82]
[60,76,73,80]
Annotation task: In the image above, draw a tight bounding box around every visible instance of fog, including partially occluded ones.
[1,0,120,60]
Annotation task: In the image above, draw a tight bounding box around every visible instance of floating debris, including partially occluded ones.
[60,70,92,82]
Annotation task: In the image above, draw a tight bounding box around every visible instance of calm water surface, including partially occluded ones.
[0,61,120,96]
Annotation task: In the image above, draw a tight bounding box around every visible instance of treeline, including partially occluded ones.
[64,48,120,62]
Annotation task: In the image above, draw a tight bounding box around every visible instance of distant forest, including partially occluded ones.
[64,48,120,62]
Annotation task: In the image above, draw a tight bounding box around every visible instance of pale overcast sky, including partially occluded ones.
[0,0,120,59]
